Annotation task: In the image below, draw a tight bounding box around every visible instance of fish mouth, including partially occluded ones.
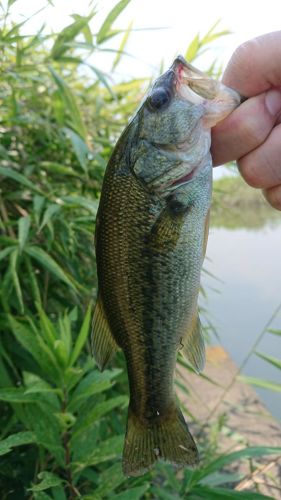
[171,55,219,104]
[171,55,241,126]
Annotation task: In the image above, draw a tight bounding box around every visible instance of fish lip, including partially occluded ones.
[171,55,219,101]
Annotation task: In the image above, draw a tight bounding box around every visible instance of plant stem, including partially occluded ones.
[0,195,16,238]
[62,389,80,499]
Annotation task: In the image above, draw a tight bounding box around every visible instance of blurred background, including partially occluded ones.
[9,0,281,78]
[0,1,281,497]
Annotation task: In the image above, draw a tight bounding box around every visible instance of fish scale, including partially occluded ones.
[91,56,240,476]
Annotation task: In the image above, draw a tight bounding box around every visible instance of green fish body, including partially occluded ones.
[92,56,240,476]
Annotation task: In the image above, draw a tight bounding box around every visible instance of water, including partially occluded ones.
[201,221,281,421]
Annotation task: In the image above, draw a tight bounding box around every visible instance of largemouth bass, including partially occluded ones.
[92,56,240,476]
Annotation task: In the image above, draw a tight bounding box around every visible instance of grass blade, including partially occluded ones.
[255,351,281,370]
[0,166,43,194]
[10,249,24,314]
[49,67,87,140]
[25,246,77,291]
[112,20,133,70]
[18,215,30,252]
[69,303,92,366]
[96,0,131,44]
[240,375,281,393]
[189,446,281,484]
[268,328,281,337]
[191,484,273,499]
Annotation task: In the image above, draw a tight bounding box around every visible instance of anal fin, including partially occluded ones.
[91,295,119,371]
[180,312,205,373]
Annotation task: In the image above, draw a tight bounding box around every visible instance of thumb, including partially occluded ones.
[211,88,281,166]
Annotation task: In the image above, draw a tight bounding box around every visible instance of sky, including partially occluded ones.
[8,0,281,80]
[6,0,281,178]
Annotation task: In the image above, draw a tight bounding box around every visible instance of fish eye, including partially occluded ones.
[147,87,171,112]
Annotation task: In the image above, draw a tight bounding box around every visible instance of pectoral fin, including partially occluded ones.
[180,312,205,373]
[91,295,119,371]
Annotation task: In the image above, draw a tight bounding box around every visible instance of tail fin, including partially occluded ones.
[123,405,199,476]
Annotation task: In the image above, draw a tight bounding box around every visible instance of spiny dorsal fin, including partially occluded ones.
[91,295,119,371]
[180,312,205,373]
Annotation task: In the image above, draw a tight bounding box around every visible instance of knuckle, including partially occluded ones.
[263,186,281,211]
[240,116,266,147]
[223,38,261,94]
[238,158,263,188]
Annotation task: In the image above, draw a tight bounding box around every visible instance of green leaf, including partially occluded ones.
[111,485,150,500]
[240,375,281,393]
[97,0,131,44]
[37,307,58,347]
[51,15,94,60]
[69,303,92,366]
[0,166,43,194]
[39,204,61,232]
[10,249,24,314]
[33,195,45,225]
[68,369,122,412]
[78,435,123,468]
[25,246,77,291]
[8,316,62,382]
[0,431,37,456]
[58,313,72,361]
[72,395,128,438]
[53,339,69,368]
[39,161,80,177]
[88,65,115,97]
[185,34,200,62]
[112,21,133,70]
[62,195,98,215]
[24,255,42,305]
[24,373,61,401]
[30,472,62,492]
[0,246,16,262]
[191,485,273,499]
[151,487,179,500]
[63,127,89,172]
[49,67,87,140]
[255,351,281,370]
[23,404,64,465]
[201,471,244,486]
[33,492,52,500]
[71,419,100,464]
[92,463,125,498]
[0,387,37,403]
[189,446,281,484]
[18,215,30,252]
[268,328,281,337]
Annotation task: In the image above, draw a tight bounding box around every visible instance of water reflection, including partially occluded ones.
[202,221,281,421]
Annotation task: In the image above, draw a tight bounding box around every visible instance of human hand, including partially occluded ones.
[211,31,281,210]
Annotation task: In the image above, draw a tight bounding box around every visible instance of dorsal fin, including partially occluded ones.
[91,295,119,371]
[180,312,205,373]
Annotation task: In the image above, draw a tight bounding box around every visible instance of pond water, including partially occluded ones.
[201,218,281,421]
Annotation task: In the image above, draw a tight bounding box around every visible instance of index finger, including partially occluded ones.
[223,31,281,96]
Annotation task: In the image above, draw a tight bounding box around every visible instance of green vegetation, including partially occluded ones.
[212,174,281,229]
[0,1,280,498]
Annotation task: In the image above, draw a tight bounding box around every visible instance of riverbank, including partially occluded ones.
[177,346,281,498]
[212,175,281,229]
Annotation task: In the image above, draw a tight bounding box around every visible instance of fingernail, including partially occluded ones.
[265,89,281,115]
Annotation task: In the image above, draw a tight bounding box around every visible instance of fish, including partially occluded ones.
[91,56,240,476]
